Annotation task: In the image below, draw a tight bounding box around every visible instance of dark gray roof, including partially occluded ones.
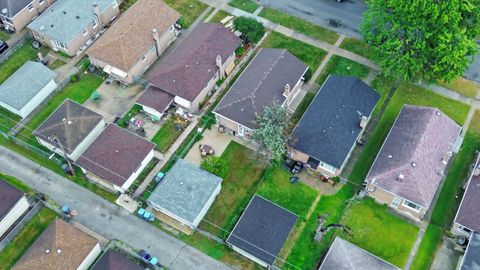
[93,250,142,270]
[455,156,480,232]
[0,180,25,222]
[319,237,400,270]
[366,105,461,208]
[289,75,380,169]
[214,48,308,129]
[136,86,174,114]
[33,99,103,155]
[461,233,480,270]
[0,0,32,17]
[148,159,222,224]
[0,61,56,111]
[226,195,297,266]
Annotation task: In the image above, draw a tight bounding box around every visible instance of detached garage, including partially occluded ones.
[0,61,57,118]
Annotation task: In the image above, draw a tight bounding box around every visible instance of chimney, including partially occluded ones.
[92,3,103,29]
[359,115,368,129]
[152,29,161,57]
[216,54,225,79]
[283,83,291,97]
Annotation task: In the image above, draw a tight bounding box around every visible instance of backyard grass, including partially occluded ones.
[286,184,355,270]
[262,31,326,72]
[339,38,374,60]
[164,0,208,27]
[229,0,258,13]
[199,141,265,237]
[348,81,470,184]
[257,165,318,219]
[0,106,21,134]
[316,55,370,85]
[340,198,419,268]
[410,224,442,270]
[259,8,339,44]
[48,59,67,70]
[209,10,232,23]
[151,115,188,153]
[437,77,479,98]
[0,41,49,84]
[0,207,57,270]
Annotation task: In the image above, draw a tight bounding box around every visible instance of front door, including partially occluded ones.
[238,125,245,136]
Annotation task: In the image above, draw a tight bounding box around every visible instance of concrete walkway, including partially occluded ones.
[0,146,232,270]
[404,221,428,270]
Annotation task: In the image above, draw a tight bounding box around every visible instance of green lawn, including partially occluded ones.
[316,55,370,85]
[164,0,208,27]
[0,208,57,270]
[257,165,318,219]
[117,104,142,128]
[340,198,419,268]
[262,31,327,72]
[199,141,265,237]
[0,41,49,84]
[0,173,33,195]
[229,0,258,13]
[286,185,355,270]
[259,8,339,44]
[348,81,470,184]
[437,77,479,98]
[0,30,11,41]
[340,38,374,60]
[411,224,442,270]
[48,59,67,70]
[0,106,21,134]
[209,10,232,23]
[152,115,188,153]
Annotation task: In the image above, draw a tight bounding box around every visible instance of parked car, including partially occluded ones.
[0,40,8,55]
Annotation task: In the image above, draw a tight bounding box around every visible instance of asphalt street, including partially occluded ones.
[0,146,232,270]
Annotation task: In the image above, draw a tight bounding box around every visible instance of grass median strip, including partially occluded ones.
[410,224,442,270]
[229,0,258,13]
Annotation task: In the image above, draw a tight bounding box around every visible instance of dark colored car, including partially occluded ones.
[0,40,8,55]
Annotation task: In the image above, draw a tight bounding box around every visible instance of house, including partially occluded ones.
[13,218,101,270]
[365,105,462,219]
[0,0,56,32]
[76,124,155,193]
[0,180,30,238]
[33,99,105,161]
[28,0,120,56]
[318,237,400,270]
[87,0,180,85]
[289,76,380,177]
[0,61,56,118]
[92,250,143,270]
[459,233,480,270]
[452,154,480,237]
[148,159,222,235]
[146,23,241,113]
[214,48,308,138]
[135,85,174,119]
[226,195,297,268]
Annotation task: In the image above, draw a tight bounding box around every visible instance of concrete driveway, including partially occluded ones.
[465,52,480,84]
[430,237,463,270]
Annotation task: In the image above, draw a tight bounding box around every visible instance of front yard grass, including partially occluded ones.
[151,115,188,153]
[164,0,208,28]
[259,8,339,44]
[229,0,258,13]
[0,41,49,84]
[339,38,374,60]
[262,31,326,72]
[437,77,479,98]
[199,141,265,237]
[0,173,33,195]
[208,10,232,23]
[0,207,57,270]
[410,224,442,270]
[316,55,370,86]
[340,198,419,268]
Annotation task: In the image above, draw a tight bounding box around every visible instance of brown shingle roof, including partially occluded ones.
[87,0,180,72]
[0,180,25,222]
[366,105,461,208]
[136,85,174,114]
[13,219,99,270]
[33,99,103,155]
[76,124,155,187]
[93,250,143,270]
[148,23,241,102]
[454,156,480,231]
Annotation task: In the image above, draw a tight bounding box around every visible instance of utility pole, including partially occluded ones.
[51,134,75,176]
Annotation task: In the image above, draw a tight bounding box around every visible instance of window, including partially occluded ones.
[391,197,402,208]
[28,3,34,11]
[83,28,88,36]
[460,226,472,233]
[403,200,421,212]
[92,19,98,28]
[54,40,68,50]
[39,0,45,4]
[319,161,336,174]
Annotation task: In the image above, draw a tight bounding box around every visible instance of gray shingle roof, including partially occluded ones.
[214,48,308,129]
[226,195,298,266]
[289,75,380,169]
[93,250,143,270]
[0,180,25,222]
[454,156,480,232]
[0,0,33,17]
[319,237,400,270]
[0,61,56,111]
[366,105,461,208]
[148,159,222,224]
[28,0,113,44]
[461,233,480,270]
[33,99,103,155]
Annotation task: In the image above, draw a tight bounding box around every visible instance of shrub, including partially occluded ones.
[200,156,230,179]
[235,46,245,56]
[233,16,265,44]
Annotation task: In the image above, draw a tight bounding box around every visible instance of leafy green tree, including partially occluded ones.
[252,105,289,162]
[361,0,480,83]
[200,156,229,179]
[233,17,265,44]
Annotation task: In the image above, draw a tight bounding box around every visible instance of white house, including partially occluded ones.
[0,180,30,237]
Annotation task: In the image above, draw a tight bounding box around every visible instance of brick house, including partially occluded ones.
[0,0,56,32]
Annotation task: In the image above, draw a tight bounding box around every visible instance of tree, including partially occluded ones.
[233,17,265,44]
[361,0,480,83]
[200,156,229,179]
[252,104,290,163]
